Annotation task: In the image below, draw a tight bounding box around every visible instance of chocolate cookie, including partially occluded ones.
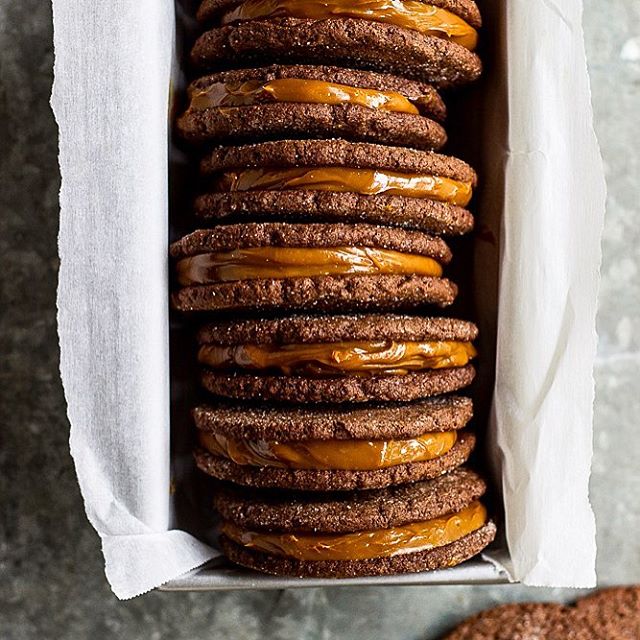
[195,430,476,490]
[170,222,458,312]
[211,467,495,577]
[178,65,447,149]
[443,603,590,640]
[196,138,476,235]
[573,587,640,639]
[193,395,473,441]
[191,0,483,87]
[213,467,487,531]
[202,365,476,403]
[194,190,474,236]
[197,314,477,403]
[200,138,477,183]
[197,313,478,345]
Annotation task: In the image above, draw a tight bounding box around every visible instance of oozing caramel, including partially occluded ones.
[199,429,457,470]
[190,78,420,115]
[221,0,478,51]
[222,501,488,561]
[215,168,473,206]
[176,246,443,286]
[198,340,477,376]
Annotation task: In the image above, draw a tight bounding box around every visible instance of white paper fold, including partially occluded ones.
[52,0,216,599]
[52,0,605,597]
[494,0,605,587]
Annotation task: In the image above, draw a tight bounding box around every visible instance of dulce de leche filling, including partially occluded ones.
[199,429,457,470]
[190,78,421,115]
[176,246,443,286]
[221,0,478,51]
[198,340,477,376]
[215,168,473,207]
[222,501,487,561]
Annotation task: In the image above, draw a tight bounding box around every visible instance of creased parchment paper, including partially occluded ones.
[52,0,605,598]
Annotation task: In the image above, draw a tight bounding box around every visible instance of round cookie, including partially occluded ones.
[193,190,474,236]
[573,587,640,639]
[200,138,478,184]
[197,314,478,404]
[196,139,476,236]
[170,222,458,313]
[442,603,590,640]
[213,467,487,532]
[202,365,476,404]
[190,0,483,87]
[178,65,447,149]
[195,430,476,490]
[197,313,479,345]
[193,395,473,441]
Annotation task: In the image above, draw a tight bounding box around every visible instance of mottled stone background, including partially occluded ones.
[1,1,639,638]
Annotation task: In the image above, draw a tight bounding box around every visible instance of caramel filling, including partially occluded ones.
[222,501,487,561]
[215,168,473,207]
[190,78,420,115]
[199,429,457,470]
[176,246,443,285]
[198,340,477,376]
[221,0,478,51]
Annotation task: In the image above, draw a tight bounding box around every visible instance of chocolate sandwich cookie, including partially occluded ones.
[191,0,482,87]
[171,222,457,313]
[197,314,478,403]
[212,468,497,578]
[194,397,475,490]
[178,65,447,150]
[195,138,476,236]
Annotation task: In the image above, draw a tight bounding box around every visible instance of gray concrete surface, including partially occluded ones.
[1,0,639,638]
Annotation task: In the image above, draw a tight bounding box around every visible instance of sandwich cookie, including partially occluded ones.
[197,314,478,403]
[178,65,447,150]
[212,468,497,578]
[195,138,476,236]
[194,396,475,490]
[192,0,482,87]
[171,222,457,313]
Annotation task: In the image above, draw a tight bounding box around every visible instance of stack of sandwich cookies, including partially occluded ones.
[170,0,493,578]
[213,468,496,578]
[170,223,458,312]
[191,0,482,86]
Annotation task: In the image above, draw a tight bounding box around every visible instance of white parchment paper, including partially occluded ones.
[52,0,217,599]
[52,0,605,598]
[493,0,605,587]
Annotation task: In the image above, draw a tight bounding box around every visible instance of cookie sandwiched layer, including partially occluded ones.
[194,396,475,490]
[178,65,447,150]
[171,222,457,312]
[197,314,478,403]
[196,139,476,236]
[192,0,482,87]
[212,468,496,577]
